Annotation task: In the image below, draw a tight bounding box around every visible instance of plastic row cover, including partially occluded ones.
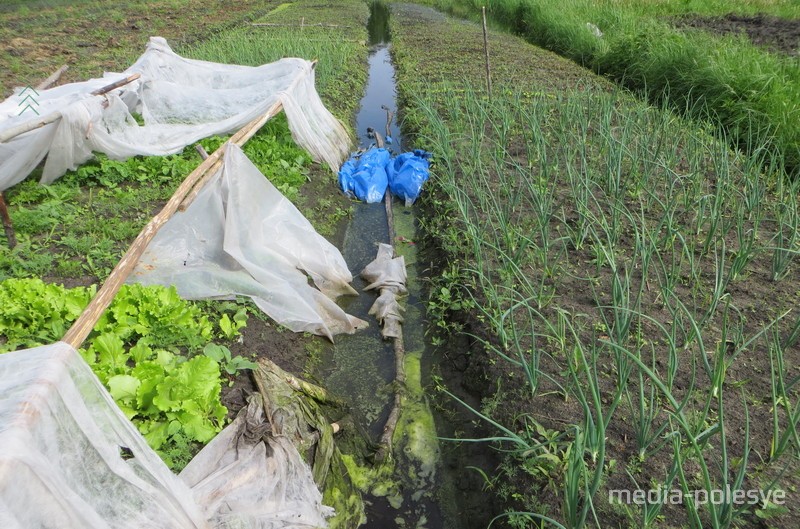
[0,342,332,529]
[338,148,431,205]
[130,143,366,340]
[361,243,407,339]
[0,37,351,191]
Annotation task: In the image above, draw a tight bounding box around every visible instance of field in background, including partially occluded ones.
[412,0,800,178]
[0,0,280,97]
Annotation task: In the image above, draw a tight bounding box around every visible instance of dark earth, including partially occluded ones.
[674,13,800,55]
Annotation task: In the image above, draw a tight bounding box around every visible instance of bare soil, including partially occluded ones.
[674,13,800,55]
[0,0,283,97]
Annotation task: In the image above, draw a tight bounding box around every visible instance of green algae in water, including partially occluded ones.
[323,454,368,529]
[394,352,439,481]
[341,452,400,497]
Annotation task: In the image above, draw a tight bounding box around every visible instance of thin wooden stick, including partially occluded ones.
[90,73,141,96]
[0,193,17,249]
[36,65,69,90]
[481,6,493,100]
[0,73,141,144]
[251,22,352,28]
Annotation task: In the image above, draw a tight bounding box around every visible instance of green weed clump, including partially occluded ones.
[414,0,800,176]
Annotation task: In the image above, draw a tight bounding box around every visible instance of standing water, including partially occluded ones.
[315,2,463,528]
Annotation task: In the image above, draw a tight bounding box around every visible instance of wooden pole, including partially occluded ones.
[0,112,62,143]
[481,6,492,100]
[375,337,405,464]
[375,190,403,464]
[36,65,69,91]
[62,60,315,347]
[61,137,230,348]
[0,193,17,249]
[61,100,292,348]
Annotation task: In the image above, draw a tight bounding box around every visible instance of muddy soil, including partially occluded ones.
[674,13,800,55]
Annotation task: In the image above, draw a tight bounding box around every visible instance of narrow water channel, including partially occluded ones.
[315,3,463,528]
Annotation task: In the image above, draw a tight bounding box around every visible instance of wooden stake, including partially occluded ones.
[0,193,17,249]
[481,6,492,100]
[36,65,69,90]
[382,104,394,141]
[90,73,141,96]
[194,144,210,160]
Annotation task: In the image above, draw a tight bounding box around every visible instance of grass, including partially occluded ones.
[411,0,800,177]
[183,2,368,125]
[392,4,800,527]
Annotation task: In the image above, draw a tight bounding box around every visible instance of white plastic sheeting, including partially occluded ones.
[0,342,332,529]
[130,144,366,340]
[361,243,406,339]
[0,37,350,191]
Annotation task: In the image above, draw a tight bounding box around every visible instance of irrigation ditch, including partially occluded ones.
[310,3,469,527]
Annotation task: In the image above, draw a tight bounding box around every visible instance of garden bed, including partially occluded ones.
[0,0,370,474]
[393,3,800,528]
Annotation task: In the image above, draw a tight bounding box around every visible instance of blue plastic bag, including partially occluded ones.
[387,149,431,206]
[338,148,391,203]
